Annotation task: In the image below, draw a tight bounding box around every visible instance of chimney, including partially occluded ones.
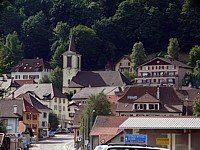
[13,105,17,113]
[157,85,160,100]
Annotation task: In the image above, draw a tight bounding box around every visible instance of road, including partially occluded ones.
[30,134,75,150]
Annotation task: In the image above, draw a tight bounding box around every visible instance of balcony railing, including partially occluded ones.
[136,74,179,78]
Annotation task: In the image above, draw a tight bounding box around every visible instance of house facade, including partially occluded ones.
[0,99,23,133]
[10,58,53,83]
[135,57,193,87]
[114,55,134,74]
[17,93,51,138]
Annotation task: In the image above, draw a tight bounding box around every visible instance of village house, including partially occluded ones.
[134,57,193,87]
[11,83,70,129]
[17,93,51,138]
[114,54,134,75]
[10,58,53,83]
[116,86,184,116]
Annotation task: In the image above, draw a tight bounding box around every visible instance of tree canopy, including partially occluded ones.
[0,0,200,72]
[193,96,200,117]
[166,38,180,60]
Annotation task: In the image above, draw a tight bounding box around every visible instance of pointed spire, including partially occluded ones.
[68,34,76,52]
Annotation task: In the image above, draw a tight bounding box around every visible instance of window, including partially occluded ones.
[63,99,65,103]
[59,106,62,111]
[2,119,8,126]
[54,105,57,110]
[23,75,28,79]
[29,75,34,79]
[42,121,47,127]
[149,104,155,110]
[54,98,57,103]
[43,112,47,118]
[26,114,31,120]
[33,114,37,120]
[63,106,65,111]
[69,113,74,117]
[59,98,61,103]
[136,104,146,110]
[32,124,37,129]
[15,75,20,79]
[67,56,72,67]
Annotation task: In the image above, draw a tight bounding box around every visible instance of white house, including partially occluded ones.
[10,58,53,83]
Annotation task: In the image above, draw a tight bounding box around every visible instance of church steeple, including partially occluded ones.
[68,34,76,52]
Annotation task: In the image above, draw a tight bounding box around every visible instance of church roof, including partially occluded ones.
[68,71,132,88]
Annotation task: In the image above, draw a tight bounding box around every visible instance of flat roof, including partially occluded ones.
[119,117,200,129]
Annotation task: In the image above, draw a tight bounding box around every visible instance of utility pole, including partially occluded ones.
[89,110,95,150]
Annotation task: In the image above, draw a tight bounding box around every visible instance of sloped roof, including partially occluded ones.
[14,80,36,86]
[69,71,132,88]
[114,55,132,65]
[137,57,193,69]
[11,83,67,100]
[0,99,23,118]
[72,105,84,128]
[23,100,40,113]
[134,93,160,103]
[119,117,200,129]
[11,58,52,72]
[117,86,183,113]
[91,116,128,135]
[72,86,123,100]
[17,93,51,110]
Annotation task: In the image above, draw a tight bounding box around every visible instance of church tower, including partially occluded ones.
[62,35,81,93]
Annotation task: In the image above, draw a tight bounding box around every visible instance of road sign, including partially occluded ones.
[87,144,90,150]
[124,134,147,145]
[156,138,169,145]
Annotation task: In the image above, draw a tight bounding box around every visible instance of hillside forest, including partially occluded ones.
[0,0,200,73]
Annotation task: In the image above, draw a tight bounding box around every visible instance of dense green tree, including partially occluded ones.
[72,25,105,70]
[131,41,146,71]
[193,96,200,117]
[0,32,22,74]
[40,75,51,83]
[40,67,63,90]
[80,92,112,142]
[50,21,70,68]
[22,11,50,59]
[166,38,180,60]
[0,5,23,35]
[49,66,63,90]
[188,45,200,67]
[193,60,200,87]
[49,112,59,130]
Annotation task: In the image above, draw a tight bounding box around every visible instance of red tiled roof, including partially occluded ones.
[134,93,159,103]
[23,100,41,113]
[106,95,121,104]
[91,116,128,135]
[14,80,36,85]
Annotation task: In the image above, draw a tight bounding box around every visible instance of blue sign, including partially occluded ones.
[124,134,147,145]
[87,144,90,150]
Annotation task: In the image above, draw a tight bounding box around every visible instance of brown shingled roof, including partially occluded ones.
[11,58,52,72]
[117,86,183,113]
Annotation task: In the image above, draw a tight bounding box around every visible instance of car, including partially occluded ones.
[67,128,74,133]
[48,130,56,137]
[104,145,169,150]
[94,145,108,150]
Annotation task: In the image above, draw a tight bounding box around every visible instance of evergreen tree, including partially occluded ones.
[193,96,200,117]
[166,38,180,60]
[188,45,200,67]
[130,41,146,72]
[49,112,59,130]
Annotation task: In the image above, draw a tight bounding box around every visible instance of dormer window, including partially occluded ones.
[134,103,159,111]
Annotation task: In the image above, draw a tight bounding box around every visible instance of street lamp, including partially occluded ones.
[185,96,189,116]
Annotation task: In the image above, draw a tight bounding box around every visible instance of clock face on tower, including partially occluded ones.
[66,69,72,75]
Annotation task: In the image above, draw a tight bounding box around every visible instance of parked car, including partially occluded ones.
[94,145,108,150]
[49,130,56,137]
[104,145,169,150]
[55,128,69,134]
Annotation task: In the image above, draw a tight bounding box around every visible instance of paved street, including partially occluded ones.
[30,134,75,150]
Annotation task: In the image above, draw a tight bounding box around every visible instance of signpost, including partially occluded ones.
[156,138,169,145]
[124,134,147,145]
